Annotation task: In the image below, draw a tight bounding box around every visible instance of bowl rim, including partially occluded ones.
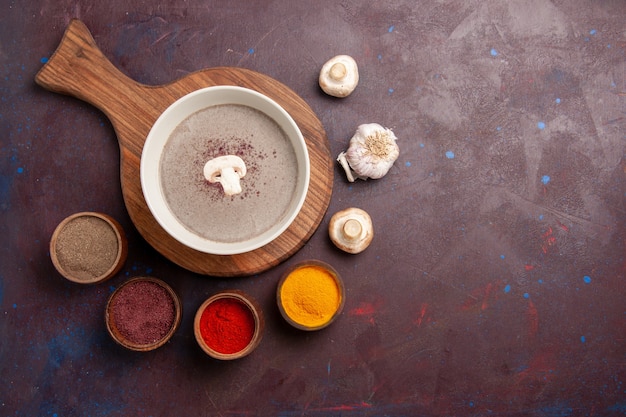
[140,85,310,255]
[276,260,345,331]
[105,276,182,352]
[193,290,264,360]
[50,211,128,284]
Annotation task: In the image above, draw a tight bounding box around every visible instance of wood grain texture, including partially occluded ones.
[35,19,333,277]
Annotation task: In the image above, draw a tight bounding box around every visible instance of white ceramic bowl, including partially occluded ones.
[141,86,310,255]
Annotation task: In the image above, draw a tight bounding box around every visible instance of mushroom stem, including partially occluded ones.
[329,63,347,81]
[342,219,362,240]
[216,166,243,196]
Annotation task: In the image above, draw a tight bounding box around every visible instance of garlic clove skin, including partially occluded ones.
[336,151,356,182]
[338,123,399,182]
[319,55,359,98]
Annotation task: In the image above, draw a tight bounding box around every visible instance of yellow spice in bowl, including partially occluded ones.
[279,264,342,328]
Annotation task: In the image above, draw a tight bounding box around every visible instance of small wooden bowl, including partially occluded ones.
[50,212,128,284]
[105,277,182,352]
[194,290,264,360]
[277,260,345,331]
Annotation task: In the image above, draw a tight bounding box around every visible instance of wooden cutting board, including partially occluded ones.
[35,19,333,277]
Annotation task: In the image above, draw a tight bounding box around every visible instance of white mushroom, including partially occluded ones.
[328,207,373,254]
[319,55,359,98]
[203,155,247,196]
[337,123,399,182]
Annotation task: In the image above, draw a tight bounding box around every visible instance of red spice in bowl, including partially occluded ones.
[106,277,182,352]
[194,290,264,360]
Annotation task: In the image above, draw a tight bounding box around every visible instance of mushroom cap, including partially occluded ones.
[328,207,373,254]
[319,55,359,98]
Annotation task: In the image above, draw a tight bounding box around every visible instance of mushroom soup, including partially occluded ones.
[159,104,299,243]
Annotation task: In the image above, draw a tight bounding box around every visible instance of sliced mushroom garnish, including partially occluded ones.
[203,155,247,196]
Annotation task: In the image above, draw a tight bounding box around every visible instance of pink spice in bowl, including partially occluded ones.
[105,277,182,352]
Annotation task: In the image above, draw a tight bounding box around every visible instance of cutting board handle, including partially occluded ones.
[36,19,135,111]
[35,19,166,151]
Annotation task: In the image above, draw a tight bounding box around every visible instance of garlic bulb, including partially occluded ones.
[337,123,399,182]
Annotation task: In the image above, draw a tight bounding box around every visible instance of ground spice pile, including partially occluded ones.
[54,216,119,281]
[110,280,176,346]
[280,265,342,328]
[199,297,255,354]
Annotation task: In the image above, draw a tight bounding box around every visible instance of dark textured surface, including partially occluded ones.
[2,1,625,416]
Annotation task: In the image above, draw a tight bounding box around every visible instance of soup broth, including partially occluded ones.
[160,104,299,243]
